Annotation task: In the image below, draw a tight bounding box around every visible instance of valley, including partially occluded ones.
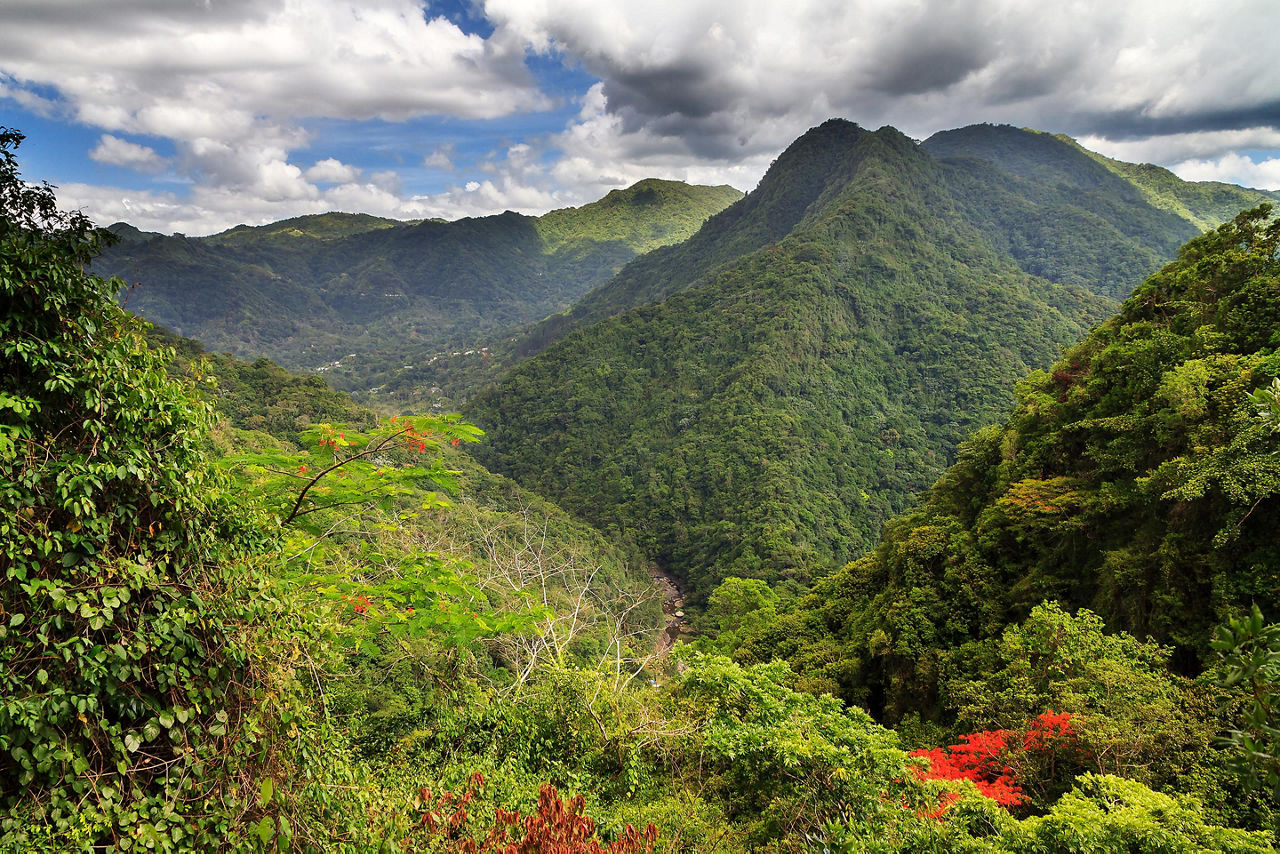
[5,119,1280,851]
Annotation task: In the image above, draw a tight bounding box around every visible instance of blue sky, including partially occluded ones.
[1,0,1277,235]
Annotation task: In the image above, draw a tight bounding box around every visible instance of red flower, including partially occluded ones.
[910,710,1076,818]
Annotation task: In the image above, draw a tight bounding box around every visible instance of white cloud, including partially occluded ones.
[481,0,1280,185]
[1171,153,1280,191]
[424,144,455,170]
[0,78,60,117]
[89,134,166,172]
[0,0,550,232]
[6,0,1279,233]
[1079,128,1280,169]
[305,157,361,183]
[0,0,544,129]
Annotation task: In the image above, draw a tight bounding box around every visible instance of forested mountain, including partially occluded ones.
[466,120,1274,603]
[9,120,1280,850]
[94,179,742,384]
[922,124,1279,296]
[753,206,1280,719]
[517,122,1277,358]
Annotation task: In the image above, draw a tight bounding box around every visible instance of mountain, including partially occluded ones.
[516,123,1276,359]
[753,205,1279,721]
[465,122,1278,604]
[95,180,742,385]
[468,122,1119,600]
[922,124,1278,297]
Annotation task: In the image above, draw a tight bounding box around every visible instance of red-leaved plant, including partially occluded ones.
[409,773,658,853]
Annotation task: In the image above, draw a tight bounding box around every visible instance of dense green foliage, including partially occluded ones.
[819,773,1274,854]
[94,180,741,399]
[469,122,1123,602]
[150,327,376,442]
[9,121,1280,851]
[0,128,294,850]
[758,206,1279,725]
[924,125,1192,298]
[1214,605,1280,796]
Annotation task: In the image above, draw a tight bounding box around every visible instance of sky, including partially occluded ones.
[1,0,1277,236]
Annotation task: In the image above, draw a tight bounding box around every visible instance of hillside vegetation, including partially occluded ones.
[94,180,742,389]
[754,204,1280,718]
[471,120,1270,603]
[7,124,1280,851]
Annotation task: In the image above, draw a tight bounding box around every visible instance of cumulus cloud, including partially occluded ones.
[424,144,456,170]
[0,0,544,128]
[305,158,362,184]
[5,0,1278,233]
[58,138,571,235]
[0,0,549,231]
[1171,153,1280,191]
[1080,128,1280,168]
[89,134,166,172]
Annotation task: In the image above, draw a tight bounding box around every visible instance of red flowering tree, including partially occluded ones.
[910,711,1078,817]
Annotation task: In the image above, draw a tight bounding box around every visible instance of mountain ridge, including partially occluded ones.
[467,120,1136,601]
[95,179,743,383]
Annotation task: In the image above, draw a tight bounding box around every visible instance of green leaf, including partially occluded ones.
[258,777,274,808]
[255,816,274,844]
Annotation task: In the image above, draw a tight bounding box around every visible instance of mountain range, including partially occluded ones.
[12,115,1280,848]
[466,120,1277,601]
[96,179,743,388]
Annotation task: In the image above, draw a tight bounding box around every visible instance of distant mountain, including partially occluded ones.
[96,180,743,384]
[921,124,1278,296]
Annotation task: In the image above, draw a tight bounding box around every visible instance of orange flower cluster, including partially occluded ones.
[341,594,371,615]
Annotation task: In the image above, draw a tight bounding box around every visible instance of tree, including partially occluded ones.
[696,576,778,654]
[946,603,1216,797]
[0,127,278,849]
[1214,605,1280,795]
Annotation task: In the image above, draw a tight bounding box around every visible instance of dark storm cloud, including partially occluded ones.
[601,64,724,123]
[871,42,990,96]
[0,0,271,34]
[484,0,1279,172]
[1080,100,1280,141]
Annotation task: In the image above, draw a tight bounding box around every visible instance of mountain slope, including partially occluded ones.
[95,180,742,383]
[519,121,875,353]
[467,122,1120,601]
[758,207,1280,718]
[518,123,1277,361]
[922,124,1277,297]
